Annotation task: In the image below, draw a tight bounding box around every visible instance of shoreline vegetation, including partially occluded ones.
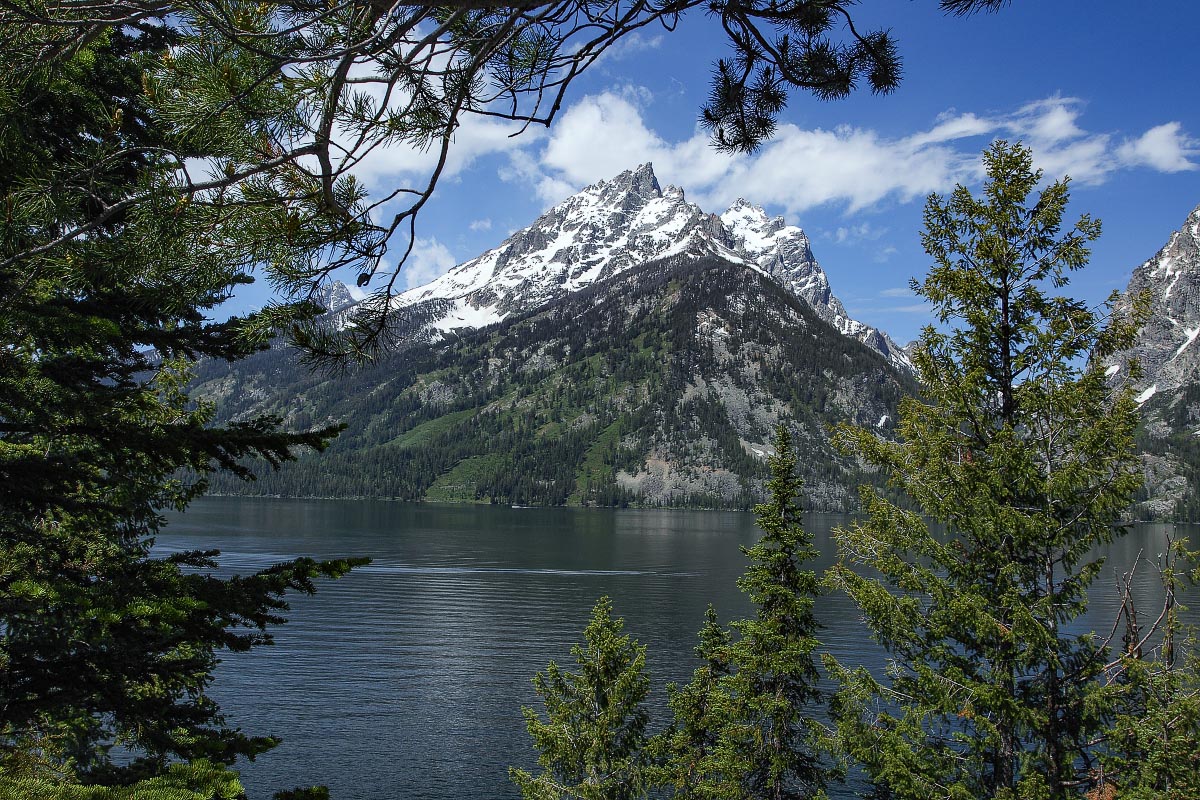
[198,492,1199,525]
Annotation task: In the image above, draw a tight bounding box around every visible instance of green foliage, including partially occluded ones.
[661,426,834,799]
[0,14,363,791]
[826,142,1146,799]
[511,597,653,800]
[0,760,244,799]
[657,606,733,799]
[1101,538,1200,799]
[0,0,994,358]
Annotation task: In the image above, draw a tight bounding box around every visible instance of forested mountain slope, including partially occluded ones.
[197,255,914,509]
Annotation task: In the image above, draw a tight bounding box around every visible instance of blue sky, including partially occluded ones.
[296,0,1200,346]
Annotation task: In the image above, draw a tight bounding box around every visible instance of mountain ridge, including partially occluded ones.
[360,163,910,371]
[201,252,914,508]
[1105,202,1200,519]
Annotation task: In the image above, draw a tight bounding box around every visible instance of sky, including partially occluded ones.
[279,0,1200,346]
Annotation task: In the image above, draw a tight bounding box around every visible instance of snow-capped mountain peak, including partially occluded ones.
[1108,202,1200,393]
[384,164,909,369]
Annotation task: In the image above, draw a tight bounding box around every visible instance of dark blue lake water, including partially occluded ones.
[160,498,1199,800]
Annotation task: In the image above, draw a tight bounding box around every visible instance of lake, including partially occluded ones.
[160,498,1200,800]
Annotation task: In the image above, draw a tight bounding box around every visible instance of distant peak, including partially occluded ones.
[722,198,771,221]
[627,162,661,194]
[575,163,662,203]
[721,198,787,240]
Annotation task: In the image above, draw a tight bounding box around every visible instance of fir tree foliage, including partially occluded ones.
[0,18,364,795]
[826,141,1146,799]
[511,596,654,800]
[663,426,832,799]
[1101,537,1200,799]
[658,606,732,799]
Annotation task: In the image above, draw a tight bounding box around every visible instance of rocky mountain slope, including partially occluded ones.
[1107,203,1200,398]
[199,254,914,509]
[367,163,910,371]
[1105,203,1200,519]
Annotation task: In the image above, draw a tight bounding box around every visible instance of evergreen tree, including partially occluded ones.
[664,426,832,799]
[511,596,653,800]
[0,20,364,795]
[1101,538,1200,799]
[825,141,1145,799]
[658,606,732,799]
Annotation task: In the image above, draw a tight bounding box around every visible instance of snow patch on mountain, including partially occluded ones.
[379,163,909,370]
[1107,202,1200,394]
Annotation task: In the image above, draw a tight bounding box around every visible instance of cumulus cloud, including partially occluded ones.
[333,57,544,192]
[398,238,457,290]
[508,89,1196,216]
[1117,122,1198,172]
[468,218,493,232]
[352,115,538,192]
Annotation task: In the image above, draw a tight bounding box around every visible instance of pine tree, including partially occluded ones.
[664,426,832,799]
[510,596,653,800]
[658,606,733,799]
[0,21,364,794]
[826,141,1145,799]
[0,1,1028,356]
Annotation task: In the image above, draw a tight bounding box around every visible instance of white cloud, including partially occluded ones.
[508,89,1197,216]
[468,218,493,232]
[521,90,978,216]
[540,91,665,185]
[501,149,579,205]
[889,303,934,314]
[1009,97,1087,145]
[1117,123,1198,172]
[830,222,887,244]
[333,57,545,192]
[999,97,1115,183]
[352,115,539,191]
[873,245,899,263]
[398,238,457,290]
[907,111,994,148]
[603,32,664,61]
[879,287,914,298]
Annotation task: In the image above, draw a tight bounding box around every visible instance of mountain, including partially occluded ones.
[1105,203,1200,519]
[373,163,910,371]
[194,166,919,509]
[1107,203,1200,398]
[316,281,357,314]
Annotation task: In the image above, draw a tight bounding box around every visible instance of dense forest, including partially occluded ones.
[197,255,915,510]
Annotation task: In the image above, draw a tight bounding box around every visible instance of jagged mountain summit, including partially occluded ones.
[315,281,357,315]
[1104,202,1200,520]
[197,164,920,509]
[1107,203,1200,401]
[381,163,909,370]
[199,252,914,509]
